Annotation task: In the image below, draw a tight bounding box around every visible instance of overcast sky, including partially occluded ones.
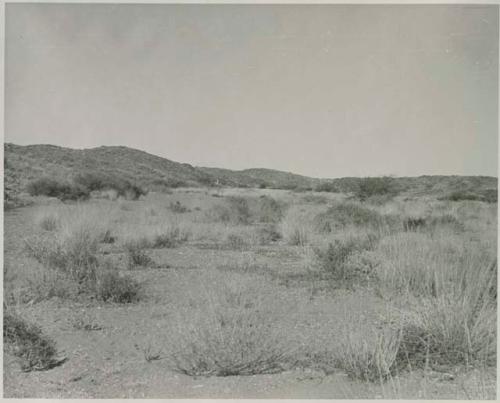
[5,4,498,178]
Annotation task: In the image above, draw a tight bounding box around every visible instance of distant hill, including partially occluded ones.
[4,143,497,202]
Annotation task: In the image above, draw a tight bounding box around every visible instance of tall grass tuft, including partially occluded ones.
[168,272,297,376]
[4,311,62,372]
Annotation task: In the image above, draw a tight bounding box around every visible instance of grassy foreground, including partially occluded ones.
[3,186,497,398]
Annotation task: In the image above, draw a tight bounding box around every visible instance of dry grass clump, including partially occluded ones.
[224,233,248,250]
[96,263,141,303]
[257,195,286,223]
[256,224,282,245]
[334,327,401,382]
[375,232,494,298]
[22,265,79,303]
[402,214,464,234]
[168,272,298,377]
[313,234,380,284]
[4,310,62,372]
[169,201,190,213]
[205,196,252,225]
[125,243,156,269]
[395,265,497,371]
[25,205,141,303]
[35,209,60,231]
[153,226,190,248]
[313,202,389,233]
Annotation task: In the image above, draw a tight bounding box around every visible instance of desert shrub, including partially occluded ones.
[225,233,247,250]
[395,294,496,371]
[206,196,251,225]
[36,212,60,231]
[73,172,147,200]
[96,267,141,303]
[314,181,339,193]
[257,225,282,245]
[125,243,155,269]
[355,177,398,201]
[169,201,190,213]
[26,177,89,201]
[301,194,329,204]
[334,328,401,382]
[403,217,427,232]
[153,227,189,248]
[257,196,285,223]
[427,214,465,233]
[314,237,376,282]
[480,189,497,203]
[313,202,386,233]
[227,196,251,224]
[23,266,78,303]
[288,227,309,246]
[375,233,495,299]
[4,311,60,372]
[440,190,497,203]
[168,275,296,377]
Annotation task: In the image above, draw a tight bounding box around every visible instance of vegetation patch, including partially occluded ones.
[313,202,387,233]
[4,311,63,372]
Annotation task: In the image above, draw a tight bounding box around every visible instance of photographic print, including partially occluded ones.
[3,3,498,399]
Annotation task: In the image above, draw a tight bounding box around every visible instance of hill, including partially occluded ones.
[4,143,497,203]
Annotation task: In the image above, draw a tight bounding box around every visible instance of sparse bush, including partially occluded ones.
[96,267,141,303]
[26,177,89,201]
[225,233,247,250]
[355,176,398,201]
[257,196,285,223]
[4,311,61,372]
[153,227,189,249]
[288,227,309,246]
[206,196,252,225]
[227,196,251,224]
[169,201,190,213]
[257,225,282,245]
[403,217,427,232]
[73,172,147,200]
[36,212,60,231]
[314,181,339,193]
[125,243,155,269]
[168,275,296,377]
[23,266,78,303]
[440,190,497,203]
[313,202,385,233]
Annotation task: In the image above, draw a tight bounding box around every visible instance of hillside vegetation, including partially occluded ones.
[4,143,497,205]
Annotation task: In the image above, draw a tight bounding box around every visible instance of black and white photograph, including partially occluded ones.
[3,3,498,399]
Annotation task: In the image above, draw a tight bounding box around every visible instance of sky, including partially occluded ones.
[5,4,499,178]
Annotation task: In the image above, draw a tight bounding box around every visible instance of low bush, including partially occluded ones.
[440,190,497,203]
[257,196,285,223]
[169,201,190,213]
[125,243,155,269]
[355,177,398,201]
[26,178,89,201]
[205,196,252,225]
[4,311,61,372]
[313,202,386,233]
[96,267,141,303]
[73,172,147,200]
[168,275,296,377]
[314,181,339,193]
[314,236,377,282]
[225,233,247,250]
[153,227,189,249]
[257,225,282,245]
